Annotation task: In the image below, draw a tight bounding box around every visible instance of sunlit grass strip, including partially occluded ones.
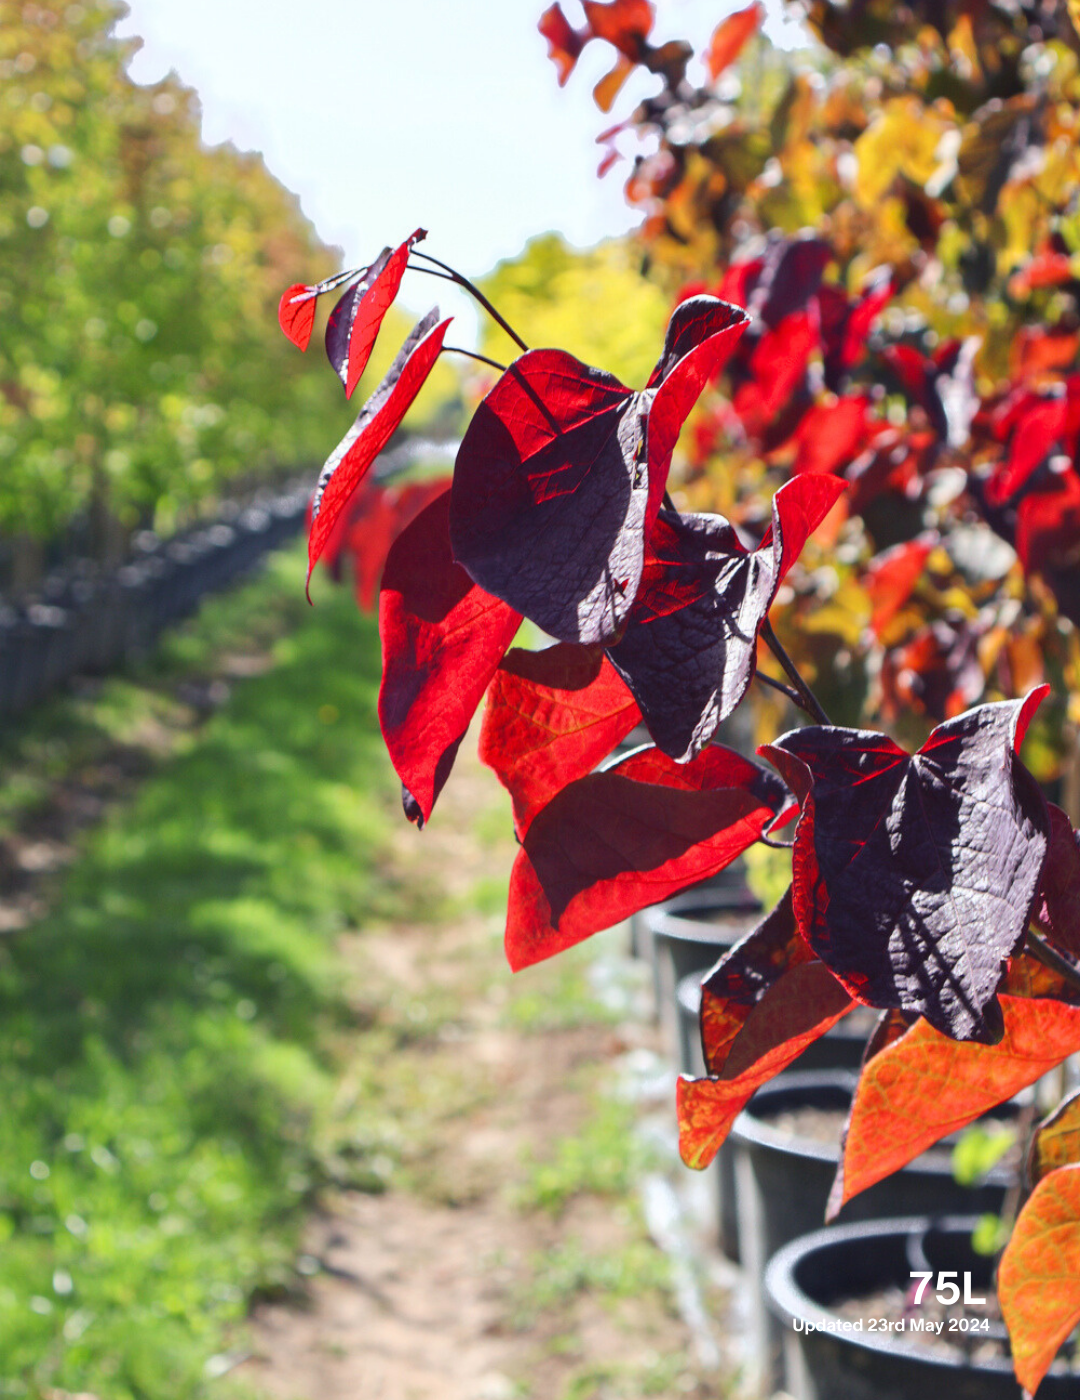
[0,547,411,1398]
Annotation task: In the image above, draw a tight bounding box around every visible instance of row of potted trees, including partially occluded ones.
[0,480,310,720]
[633,879,1078,1397]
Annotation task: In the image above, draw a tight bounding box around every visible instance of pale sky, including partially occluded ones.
[116,0,806,341]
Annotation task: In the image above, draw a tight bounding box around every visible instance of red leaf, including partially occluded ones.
[863,532,937,637]
[829,955,1080,1216]
[733,311,818,438]
[644,297,748,526]
[999,1163,1080,1395]
[378,491,521,826]
[817,270,892,390]
[450,297,746,646]
[792,395,874,478]
[608,473,846,760]
[539,3,587,84]
[505,745,795,970]
[308,310,451,591]
[1016,467,1080,573]
[349,476,451,613]
[764,690,1051,1042]
[278,267,359,351]
[582,0,654,59]
[479,644,641,837]
[679,907,853,1171]
[1039,802,1080,959]
[325,229,426,399]
[278,283,318,352]
[704,2,762,81]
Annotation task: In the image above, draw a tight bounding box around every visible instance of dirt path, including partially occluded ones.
[239,737,734,1400]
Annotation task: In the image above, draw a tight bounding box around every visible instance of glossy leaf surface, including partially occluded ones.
[764,690,1050,1042]
[609,474,845,760]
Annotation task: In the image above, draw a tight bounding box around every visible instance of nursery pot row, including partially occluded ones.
[0,484,308,720]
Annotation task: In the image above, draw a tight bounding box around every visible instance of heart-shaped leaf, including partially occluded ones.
[309,309,451,590]
[644,297,748,526]
[325,229,425,399]
[999,1163,1080,1395]
[378,491,521,827]
[505,744,794,970]
[451,299,746,646]
[608,474,846,761]
[582,0,654,59]
[763,689,1051,1042]
[479,644,641,837]
[704,2,762,80]
[828,956,1080,1216]
[450,349,648,644]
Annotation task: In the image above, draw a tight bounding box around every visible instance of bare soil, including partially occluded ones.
[239,741,730,1400]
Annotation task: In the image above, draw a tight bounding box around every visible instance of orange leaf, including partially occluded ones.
[1029,1089,1080,1186]
[704,2,762,81]
[830,958,1080,1217]
[999,1163,1080,1394]
[678,961,852,1170]
[582,0,654,59]
[593,55,634,112]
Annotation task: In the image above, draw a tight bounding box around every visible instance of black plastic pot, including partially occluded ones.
[733,1071,1017,1393]
[764,1215,1079,1399]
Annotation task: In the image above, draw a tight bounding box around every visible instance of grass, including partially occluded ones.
[0,545,421,1398]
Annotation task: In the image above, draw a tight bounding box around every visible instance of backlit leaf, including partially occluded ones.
[999,1163,1080,1395]
[582,0,654,59]
[679,958,852,1169]
[704,3,762,82]
[505,744,794,970]
[764,690,1051,1042]
[829,956,1080,1216]
[325,229,425,399]
[539,2,586,84]
[308,310,451,590]
[864,532,937,637]
[480,644,641,837]
[348,476,450,613]
[378,491,521,827]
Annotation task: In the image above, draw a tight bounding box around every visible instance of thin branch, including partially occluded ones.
[759,833,795,850]
[410,251,529,353]
[761,618,832,726]
[1026,929,1080,997]
[754,670,803,708]
[443,345,507,373]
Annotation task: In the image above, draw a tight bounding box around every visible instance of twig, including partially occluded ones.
[761,618,832,726]
[442,345,507,372]
[1025,929,1080,997]
[754,670,803,708]
[410,251,529,353]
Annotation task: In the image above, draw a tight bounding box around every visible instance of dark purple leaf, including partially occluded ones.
[762,689,1052,1043]
[607,474,846,761]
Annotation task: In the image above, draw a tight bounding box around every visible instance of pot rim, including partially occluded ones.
[732,1070,1018,1183]
[763,1213,1024,1373]
[644,889,763,946]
